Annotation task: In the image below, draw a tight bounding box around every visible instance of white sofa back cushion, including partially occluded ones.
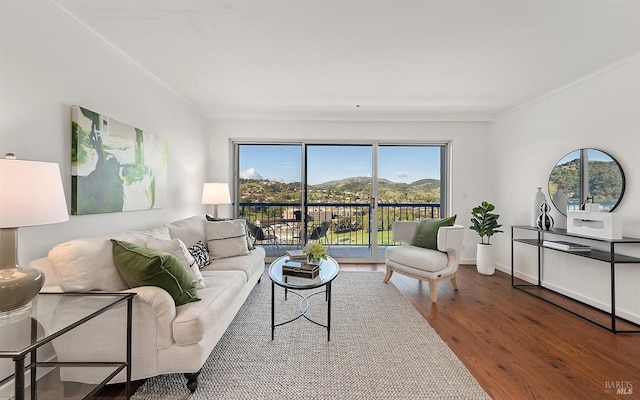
[47,226,172,292]
[166,216,207,248]
[48,237,129,292]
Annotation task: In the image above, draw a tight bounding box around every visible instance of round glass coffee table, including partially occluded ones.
[268,255,340,341]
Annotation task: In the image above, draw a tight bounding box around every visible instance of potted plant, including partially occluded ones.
[470,201,503,275]
[304,242,327,266]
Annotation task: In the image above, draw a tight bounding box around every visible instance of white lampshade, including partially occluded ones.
[0,156,69,228]
[201,182,231,205]
[0,154,69,314]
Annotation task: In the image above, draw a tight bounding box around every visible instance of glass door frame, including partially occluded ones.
[232,140,450,263]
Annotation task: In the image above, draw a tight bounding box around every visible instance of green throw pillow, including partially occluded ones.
[111,239,200,306]
[411,215,457,250]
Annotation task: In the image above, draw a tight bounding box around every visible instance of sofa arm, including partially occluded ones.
[50,286,177,384]
[123,286,177,348]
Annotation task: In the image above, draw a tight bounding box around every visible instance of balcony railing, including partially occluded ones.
[238,202,441,249]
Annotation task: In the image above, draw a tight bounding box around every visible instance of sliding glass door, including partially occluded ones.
[236,144,303,257]
[377,145,445,258]
[306,144,373,259]
[235,142,446,261]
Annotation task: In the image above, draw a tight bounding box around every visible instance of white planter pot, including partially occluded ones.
[476,243,495,275]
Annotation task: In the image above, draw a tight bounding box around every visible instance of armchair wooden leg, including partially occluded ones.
[429,280,438,303]
[450,276,458,290]
[383,266,393,283]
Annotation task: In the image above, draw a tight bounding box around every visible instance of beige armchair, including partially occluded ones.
[384,221,465,303]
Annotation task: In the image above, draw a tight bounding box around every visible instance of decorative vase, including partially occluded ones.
[307,256,322,266]
[532,187,546,227]
[536,201,554,231]
[551,188,567,215]
[476,243,495,275]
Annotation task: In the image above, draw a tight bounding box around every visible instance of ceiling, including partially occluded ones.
[53,0,640,121]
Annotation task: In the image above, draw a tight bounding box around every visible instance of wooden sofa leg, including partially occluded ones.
[429,280,438,303]
[450,276,458,290]
[184,370,201,392]
[383,266,393,283]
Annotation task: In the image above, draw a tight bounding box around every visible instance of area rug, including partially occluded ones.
[132,272,490,399]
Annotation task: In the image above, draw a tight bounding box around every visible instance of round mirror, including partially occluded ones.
[548,149,625,216]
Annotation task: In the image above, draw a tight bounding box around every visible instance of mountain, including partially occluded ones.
[239,176,440,203]
[240,168,263,180]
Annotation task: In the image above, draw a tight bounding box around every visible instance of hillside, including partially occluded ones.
[239,177,440,204]
[549,159,623,202]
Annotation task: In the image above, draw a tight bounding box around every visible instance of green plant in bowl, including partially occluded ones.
[304,242,327,265]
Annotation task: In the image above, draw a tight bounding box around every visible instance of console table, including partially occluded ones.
[511,225,640,333]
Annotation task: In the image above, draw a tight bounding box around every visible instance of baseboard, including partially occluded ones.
[497,262,640,326]
[460,257,475,265]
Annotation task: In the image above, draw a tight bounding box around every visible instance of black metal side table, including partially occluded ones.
[268,256,339,341]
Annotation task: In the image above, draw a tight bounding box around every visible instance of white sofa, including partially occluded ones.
[29,215,265,392]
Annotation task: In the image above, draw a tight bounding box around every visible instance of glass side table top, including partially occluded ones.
[0,292,133,357]
[268,255,340,290]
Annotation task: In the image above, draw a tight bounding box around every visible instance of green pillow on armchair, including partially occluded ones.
[411,215,457,250]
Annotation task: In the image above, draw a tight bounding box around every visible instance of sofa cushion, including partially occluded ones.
[111,239,200,306]
[204,219,250,259]
[412,215,456,250]
[171,270,246,345]
[386,245,449,272]
[112,226,171,245]
[49,237,129,292]
[166,216,206,248]
[146,237,205,289]
[203,247,265,282]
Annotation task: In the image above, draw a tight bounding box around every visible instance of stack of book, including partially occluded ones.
[282,260,320,279]
[543,240,591,252]
[286,249,307,263]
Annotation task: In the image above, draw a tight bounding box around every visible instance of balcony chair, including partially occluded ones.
[384,220,464,303]
[247,222,279,250]
[290,210,314,244]
[308,220,331,245]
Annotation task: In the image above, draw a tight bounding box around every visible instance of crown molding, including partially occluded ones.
[498,52,640,118]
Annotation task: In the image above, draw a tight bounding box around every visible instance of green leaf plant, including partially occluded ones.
[304,242,328,260]
[470,201,503,245]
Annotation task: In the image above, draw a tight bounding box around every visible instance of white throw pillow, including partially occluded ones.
[205,219,250,259]
[146,237,205,289]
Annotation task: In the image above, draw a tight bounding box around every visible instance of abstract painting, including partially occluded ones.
[71,105,167,215]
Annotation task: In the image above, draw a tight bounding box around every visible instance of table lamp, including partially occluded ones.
[0,153,69,314]
[201,182,231,219]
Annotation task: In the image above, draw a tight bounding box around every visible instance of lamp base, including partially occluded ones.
[0,266,44,313]
[0,227,45,314]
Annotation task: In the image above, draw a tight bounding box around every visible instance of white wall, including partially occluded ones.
[0,0,209,265]
[209,119,490,262]
[489,55,640,323]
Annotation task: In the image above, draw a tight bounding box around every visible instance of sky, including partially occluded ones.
[239,144,441,185]
[557,149,616,165]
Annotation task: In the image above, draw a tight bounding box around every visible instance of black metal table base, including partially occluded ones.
[271,281,332,341]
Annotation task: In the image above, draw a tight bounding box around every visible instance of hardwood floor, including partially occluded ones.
[93,263,639,399]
